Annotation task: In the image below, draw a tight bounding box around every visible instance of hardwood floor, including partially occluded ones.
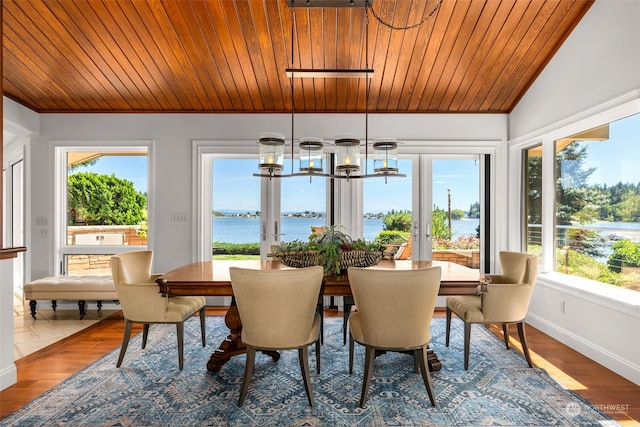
[1,308,639,425]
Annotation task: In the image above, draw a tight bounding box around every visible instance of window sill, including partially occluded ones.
[537,271,640,314]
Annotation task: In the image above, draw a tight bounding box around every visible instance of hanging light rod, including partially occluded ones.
[285,68,373,79]
[286,0,369,7]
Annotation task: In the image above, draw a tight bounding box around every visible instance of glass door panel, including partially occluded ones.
[362,155,481,268]
[363,159,413,259]
[431,158,481,269]
[211,159,261,260]
[281,162,327,243]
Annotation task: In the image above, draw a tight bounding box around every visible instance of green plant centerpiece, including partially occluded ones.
[272,225,384,275]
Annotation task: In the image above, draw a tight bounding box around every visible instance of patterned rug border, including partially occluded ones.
[2,315,617,427]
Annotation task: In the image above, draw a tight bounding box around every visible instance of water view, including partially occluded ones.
[213,216,480,243]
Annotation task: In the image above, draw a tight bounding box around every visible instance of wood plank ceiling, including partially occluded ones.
[2,0,593,114]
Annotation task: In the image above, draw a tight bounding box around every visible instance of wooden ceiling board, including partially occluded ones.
[2,0,594,114]
[493,0,589,112]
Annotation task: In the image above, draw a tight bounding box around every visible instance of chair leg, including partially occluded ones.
[359,345,376,408]
[502,323,510,349]
[142,324,150,349]
[176,322,184,371]
[116,319,133,368]
[298,346,315,406]
[349,333,355,375]
[417,346,436,406]
[317,297,324,345]
[463,322,471,370]
[517,321,534,368]
[238,346,256,407]
[315,339,321,374]
[445,306,452,347]
[343,297,354,346]
[199,308,207,347]
[413,349,419,373]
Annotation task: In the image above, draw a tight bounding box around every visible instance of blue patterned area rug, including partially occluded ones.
[2,316,616,426]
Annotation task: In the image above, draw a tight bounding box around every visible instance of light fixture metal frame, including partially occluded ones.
[254,0,406,181]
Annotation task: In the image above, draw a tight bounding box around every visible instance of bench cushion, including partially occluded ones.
[24,276,117,300]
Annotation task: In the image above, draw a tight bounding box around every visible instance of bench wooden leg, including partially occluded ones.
[29,300,37,319]
[78,300,86,319]
[52,300,57,311]
[97,300,103,311]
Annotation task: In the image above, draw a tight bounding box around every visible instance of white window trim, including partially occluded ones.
[509,91,640,301]
[53,141,153,275]
[193,139,500,269]
[193,140,257,262]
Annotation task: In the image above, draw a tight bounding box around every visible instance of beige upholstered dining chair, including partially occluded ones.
[347,266,442,408]
[445,251,539,370]
[111,250,206,371]
[230,266,324,407]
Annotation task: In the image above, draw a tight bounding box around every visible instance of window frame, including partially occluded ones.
[511,97,640,301]
[53,141,153,275]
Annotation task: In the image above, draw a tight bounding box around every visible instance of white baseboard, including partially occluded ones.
[527,312,640,386]
[0,364,17,391]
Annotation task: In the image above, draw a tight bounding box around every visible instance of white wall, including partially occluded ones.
[1,98,39,391]
[509,0,640,142]
[509,0,640,385]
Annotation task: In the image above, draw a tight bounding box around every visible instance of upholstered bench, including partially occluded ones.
[23,276,118,319]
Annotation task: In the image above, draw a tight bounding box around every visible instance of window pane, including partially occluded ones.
[525,145,543,259]
[211,159,261,259]
[554,114,640,291]
[363,159,412,258]
[432,159,480,269]
[66,153,147,247]
[281,160,327,242]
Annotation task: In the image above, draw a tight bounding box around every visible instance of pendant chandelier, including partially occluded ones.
[254,0,408,182]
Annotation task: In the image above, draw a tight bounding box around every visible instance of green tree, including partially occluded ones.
[526,154,542,225]
[433,206,452,240]
[468,201,480,219]
[68,172,146,225]
[451,209,465,220]
[382,210,411,232]
[555,142,597,225]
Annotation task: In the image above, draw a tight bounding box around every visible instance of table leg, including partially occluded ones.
[206,298,279,372]
[427,348,441,371]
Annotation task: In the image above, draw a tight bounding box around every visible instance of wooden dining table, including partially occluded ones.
[156,259,481,372]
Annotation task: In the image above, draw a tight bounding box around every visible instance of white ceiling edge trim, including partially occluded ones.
[508,89,640,148]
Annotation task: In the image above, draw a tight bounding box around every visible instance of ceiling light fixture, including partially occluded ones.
[255,0,419,182]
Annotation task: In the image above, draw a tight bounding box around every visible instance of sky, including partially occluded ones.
[73,156,148,194]
[581,113,640,186]
[71,113,638,214]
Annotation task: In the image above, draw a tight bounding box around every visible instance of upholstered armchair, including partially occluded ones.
[445,251,539,370]
[230,266,324,407]
[111,251,206,371]
[347,266,442,408]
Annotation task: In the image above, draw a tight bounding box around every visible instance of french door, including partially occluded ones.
[362,154,482,267]
[205,152,482,269]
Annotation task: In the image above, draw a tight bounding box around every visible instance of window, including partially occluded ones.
[198,142,492,272]
[553,115,640,291]
[525,145,542,260]
[56,145,150,276]
[524,113,640,292]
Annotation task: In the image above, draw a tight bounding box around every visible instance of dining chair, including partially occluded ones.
[340,236,415,345]
[111,250,206,371]
[445,251,539,370]
[347,266,442,408]
[229,265,324,407]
